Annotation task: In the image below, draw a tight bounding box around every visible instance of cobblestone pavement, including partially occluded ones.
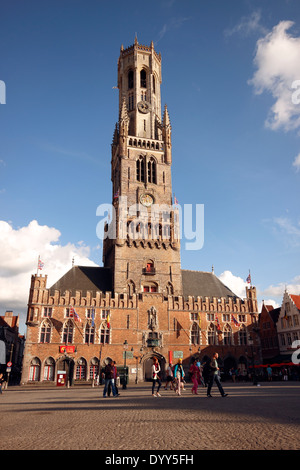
[1,382,300,451]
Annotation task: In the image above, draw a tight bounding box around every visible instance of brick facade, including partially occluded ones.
[21,40,259,385]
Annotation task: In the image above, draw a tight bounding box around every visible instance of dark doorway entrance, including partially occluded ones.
[57,356,75,386]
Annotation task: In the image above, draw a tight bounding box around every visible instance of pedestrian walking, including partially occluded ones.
[267,365,272,381]
[108,361,120,396]
[151,357,162,397]
[189,358,200,394]
[207,352,228,397]
[174,358,185,395]
[164,363,174,390]
[103,359,118,398]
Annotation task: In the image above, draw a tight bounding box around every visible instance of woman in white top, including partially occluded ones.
[151,357,162,397]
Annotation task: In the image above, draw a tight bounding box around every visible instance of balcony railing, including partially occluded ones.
[143,267,156,275]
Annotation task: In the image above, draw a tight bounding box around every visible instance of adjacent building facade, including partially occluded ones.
[0,311,25,384]
[277,292,300,361]
[21,40,259,385]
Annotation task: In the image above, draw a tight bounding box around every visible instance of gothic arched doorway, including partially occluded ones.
[143,353,166,382]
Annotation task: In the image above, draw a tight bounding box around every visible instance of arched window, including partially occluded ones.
[100,323,110,345]
[40,319,51,343]
[147,157,156,183]
[136,157,145,182]
[127,280,136,296]
[238,324,247,345]
[166,282,174,295]
[43,357,55,381]
[143,282,158,293]
[191,322,201,345]
[223,324,232,345]
[29,357,41,381]
[76,357,87,381]
[85,322,95,344]
[140,69,147,88]
[208,323,218,345]
[128,70,134,89]
[89,357,99,380]
[63,320,74,344]
[145,260,155,273]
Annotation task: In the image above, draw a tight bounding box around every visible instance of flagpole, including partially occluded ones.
[36,255,40,276]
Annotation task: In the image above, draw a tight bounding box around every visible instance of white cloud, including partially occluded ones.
[224,10,267,37]
[292,152,300,171]
[262,299,280,309]
[218,270,248,299]
[155,16,191,44]
[272,216,300,247]
[262,275,300,299]
[248,21,300,133]
[0,220,98,332]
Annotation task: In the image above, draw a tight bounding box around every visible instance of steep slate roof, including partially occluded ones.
[49,266,238,300]
[181,270,238,300]
[49,266,112,297]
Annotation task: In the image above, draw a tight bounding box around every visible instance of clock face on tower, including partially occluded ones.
[137,100,151,114]
[140,194,154,207]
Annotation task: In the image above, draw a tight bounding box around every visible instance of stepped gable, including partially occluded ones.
[181,269,238,300]
[49,265,112,297]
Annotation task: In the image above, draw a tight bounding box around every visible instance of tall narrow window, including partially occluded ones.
[147,157,157,184]
[40,320,51,343]
[128,70,134,89]
[85,323,95,344]
[100,324,110,344]
[136,157,145,182]
[63,320,74,344]
[128,93,134,110]
[191,322,200,345]
[140,69,147,88]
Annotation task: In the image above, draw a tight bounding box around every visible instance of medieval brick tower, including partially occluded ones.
[103,38,183,297]
[21,39,259,386]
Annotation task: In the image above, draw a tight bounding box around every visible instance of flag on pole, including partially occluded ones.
[114,189,119,200]
[174,194,178,205]
[106,313,110,329]
[232,315,240,327]
[70,306,81,322]
[246,272,251,284]
[38,257,44,270]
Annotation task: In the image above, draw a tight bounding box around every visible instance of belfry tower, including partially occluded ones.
[103,38,183,296]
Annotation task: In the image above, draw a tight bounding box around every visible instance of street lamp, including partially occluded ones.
[123,340,128,389]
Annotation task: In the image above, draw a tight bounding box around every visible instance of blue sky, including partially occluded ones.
[1,0,300,333]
